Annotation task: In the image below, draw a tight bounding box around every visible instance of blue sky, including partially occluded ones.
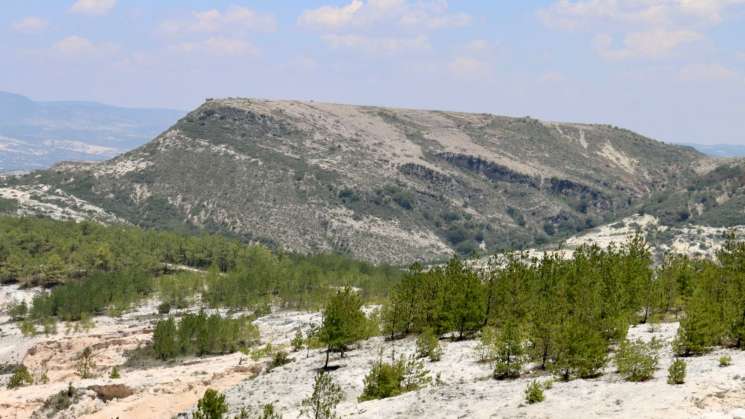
[2,0,744,145]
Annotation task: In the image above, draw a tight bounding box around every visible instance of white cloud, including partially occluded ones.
[538,1,738,60]
[679,63,739,81]
[593,30,702,60]
[300,0,365,29]
[11,17,48,33]
[159,6,277,35]
[321,34,430,54]
[53,36,96,55]
[70,0,116,16]
[679,0,745,24]
[539,0,745,29]
[299,0,470,31]
[170,37,258,57]
[448,57,490,79]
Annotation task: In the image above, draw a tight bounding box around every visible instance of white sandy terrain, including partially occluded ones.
[0,297,264,419]
[215,317,745,419]
[2,288,745,419]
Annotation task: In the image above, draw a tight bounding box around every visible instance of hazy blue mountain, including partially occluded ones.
[681,143,745,158]
[0,91,184,172]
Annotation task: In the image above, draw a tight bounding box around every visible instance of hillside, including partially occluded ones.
[0,91,183,172]
[641,159,745,227]
[0,98,709,263]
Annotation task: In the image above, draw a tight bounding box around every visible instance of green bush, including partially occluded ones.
[270,351,292,370]
[719,355,732,367]
[524,380,545,404]
[415,328,442,362]
[291,330,305,352]
[667,359,687,385]
[615,338,661,382]
[157,301,171,314]
[7,301,27,321]
[7,365,33,389]
[193,388,229,419]
[37,383,78,417]
[19,320,36,336]
[110,366,121,379]
[359,356,430,401]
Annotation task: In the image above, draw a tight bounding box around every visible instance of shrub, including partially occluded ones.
[157,301,171,314]
[76,346,97,378]
[256,403,283,419]
[193,388,229,419]
[270,351,291,370]
[359,356,430,401]
[43,318,57,335]
[524,380,545,404]
[415,328,442,362]
[7,365,33,389]
[615,338,661,382]
[719,355,732,367]
[37,383,78,416]
[667,359,686,385]
[291,330,305,352]
[300,372,343,419]
[19,320,36,336]
[235,404,283,419]
[110,366,121,379]
[7,300,28,321]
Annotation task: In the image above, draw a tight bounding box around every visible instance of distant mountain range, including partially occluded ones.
[0,91,183,172]
[681,143,745,158]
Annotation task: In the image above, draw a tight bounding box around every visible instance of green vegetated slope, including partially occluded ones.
[0,216,400,307]
[642,159,745,227]
[1,98,708,263]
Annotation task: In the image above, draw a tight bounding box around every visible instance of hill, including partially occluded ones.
[0,98,712,263]
[0,91,183,172]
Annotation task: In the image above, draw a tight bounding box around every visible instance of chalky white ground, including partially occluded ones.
[222,315,745,419]
[1,288,745,418]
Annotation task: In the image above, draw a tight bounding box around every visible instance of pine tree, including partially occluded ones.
[493,321,525,379]
[319,287,366,368]
[300,372,343,419]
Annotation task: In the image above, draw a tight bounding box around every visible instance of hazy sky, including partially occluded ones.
[2,0,745,145]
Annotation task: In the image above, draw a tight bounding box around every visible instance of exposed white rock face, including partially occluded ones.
[0,185,122,224]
